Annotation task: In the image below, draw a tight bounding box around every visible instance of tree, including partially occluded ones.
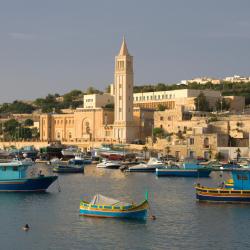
[153,127,164,138]
[157,104,166,111]
[194,92,210,111]
[4,119,19,134]
[215,152,224,161]
[215,98,230,112]
[63,90,83,103]
[86,87,102,95]
[165,146,171,160]
[104,103,114,109]
[105,85,111,93]
[176,130,183,139]
[0,101,34,114]
[24,119,34,126]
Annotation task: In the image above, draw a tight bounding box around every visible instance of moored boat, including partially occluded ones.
[53,158,85,173]
[195,169,250,203]
[96,159,121,169]
[156,167,211,177]
[127,158,165,172]
[0,160,57,192]
[79,194,148,219]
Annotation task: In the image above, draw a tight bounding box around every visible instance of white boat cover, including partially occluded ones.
[90,194,131,206]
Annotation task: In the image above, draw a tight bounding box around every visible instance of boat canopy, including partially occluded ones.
[90,194,131,207]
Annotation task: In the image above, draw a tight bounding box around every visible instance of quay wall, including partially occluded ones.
[0,141,146,152]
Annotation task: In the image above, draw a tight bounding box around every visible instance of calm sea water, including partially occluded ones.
[1,165,250,250]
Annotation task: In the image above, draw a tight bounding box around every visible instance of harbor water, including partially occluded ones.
[1,164,250,250]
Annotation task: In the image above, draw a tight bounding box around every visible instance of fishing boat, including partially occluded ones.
[0,159,57,192]
[195,169,250,203]
[156,166,212,177]
[79,194,148,219]
[126,158,165,172]
[96,159,121,169]
[52,158,85,173]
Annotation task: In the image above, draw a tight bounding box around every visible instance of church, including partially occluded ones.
[39,38,154,144]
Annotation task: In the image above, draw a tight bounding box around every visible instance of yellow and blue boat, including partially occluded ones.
[79,194,148,219]
[195,169,250,203]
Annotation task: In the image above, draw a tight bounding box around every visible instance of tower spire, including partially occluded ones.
[119,36,130,56]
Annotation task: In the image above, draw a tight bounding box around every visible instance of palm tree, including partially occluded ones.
[165,146,171,161]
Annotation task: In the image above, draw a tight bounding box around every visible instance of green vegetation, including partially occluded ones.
[2,80,250,115]
[104,103,114,109]
[157,104,166,111]
[153,127,165,138]
[24,119,34,126]
[194,92,210,111]
[134,81,250,105]
[0,119,39,141]
[0,101,35,114]
[215,152,224,161]
[215,98,230,111]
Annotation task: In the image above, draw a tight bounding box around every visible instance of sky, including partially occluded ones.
[0,0,250,102]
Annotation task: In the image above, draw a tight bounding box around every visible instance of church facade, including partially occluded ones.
[40,39,154,143]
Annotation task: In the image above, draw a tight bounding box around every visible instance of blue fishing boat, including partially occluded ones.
[195,169,250,203]
[156,167,212,177]
[79,194,148,219]
[0,160,57,192]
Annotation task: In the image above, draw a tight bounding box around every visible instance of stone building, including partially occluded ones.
[40,38,153,144]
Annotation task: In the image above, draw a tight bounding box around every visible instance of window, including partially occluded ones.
[160,116,164,121]
[136,97,138,101]
[189,138,194,145]
[158,95,160,99]
[237,175,248,181]
[162,95,164,99]
[147,96,149,100]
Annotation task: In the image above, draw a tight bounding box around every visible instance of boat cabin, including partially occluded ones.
[0,162,29,180]
[232,170,250,190]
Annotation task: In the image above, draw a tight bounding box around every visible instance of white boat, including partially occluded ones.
[61,146,79,157]
[127,157,165,172]
[96,159,121,169]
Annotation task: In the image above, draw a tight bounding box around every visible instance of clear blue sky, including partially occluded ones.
[0,0,250,102]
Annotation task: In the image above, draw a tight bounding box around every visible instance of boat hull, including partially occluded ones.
[156,169,211,177]
[53,166,84,173]
[195,185,250,203]
[79,200,148,219]
[127,168,156,172]
[0,176,58,192]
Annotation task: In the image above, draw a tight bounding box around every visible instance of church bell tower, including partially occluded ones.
[113,37,136,143]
